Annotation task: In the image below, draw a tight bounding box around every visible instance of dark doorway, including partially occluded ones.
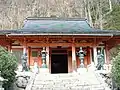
[51,54,68,74]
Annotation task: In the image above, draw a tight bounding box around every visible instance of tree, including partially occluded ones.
[111,51,120,88]
[104,4,120,30]
[0,46,17,90]
[0,0,114,29]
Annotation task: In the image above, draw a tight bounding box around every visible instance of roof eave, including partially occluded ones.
[6,33,113,36]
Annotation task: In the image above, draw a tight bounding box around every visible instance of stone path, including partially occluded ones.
[31,71,106,90]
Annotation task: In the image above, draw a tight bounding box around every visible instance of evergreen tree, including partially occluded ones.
[0,46,17,90]
[111,51,120,87]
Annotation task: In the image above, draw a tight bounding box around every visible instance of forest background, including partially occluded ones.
[0,0,120,30]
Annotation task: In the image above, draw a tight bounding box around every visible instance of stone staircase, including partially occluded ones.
[30,71,106,90]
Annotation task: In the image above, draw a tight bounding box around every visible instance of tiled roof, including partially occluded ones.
[0,17,120,36]
[22,17,92,33]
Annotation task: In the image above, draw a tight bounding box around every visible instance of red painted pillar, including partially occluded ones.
[72,44,76,71]
[23,42,30,67]
[23,45,27,54]
[105,44,111,71]
[46,46,49,69]
[87,47,90,65]
[27,47,31,66]
[7,44,12,53]
[105,45,110,65]
[93,46,97,66]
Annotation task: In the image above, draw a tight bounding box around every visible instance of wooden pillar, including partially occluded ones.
[8,45,12,53]
[104,48,107,64]
[27,47,31,66]
[23,45,27,54]
[87,47,90,65]
[105,45,110,65]
[23,39,27,54]
[93,46,97,66]
[90,48,92,64]
[68,49,72,72]
[23,42,29,66]
[72,44,76,71]
[46,46,49,69]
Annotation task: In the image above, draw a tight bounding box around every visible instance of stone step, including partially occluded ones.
[34,78,100,85]
[35,74,76,79]
[31,85,105,90]
[31,72,105,90]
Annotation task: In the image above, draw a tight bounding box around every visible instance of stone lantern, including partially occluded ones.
[41,47,47,68]
[77,47,87,74]
[77,47,85,68]
[0,71,7,90]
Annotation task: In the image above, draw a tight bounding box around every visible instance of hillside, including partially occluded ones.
[0,0,120,30]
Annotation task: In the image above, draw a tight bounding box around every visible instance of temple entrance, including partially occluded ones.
[51,49,68,74]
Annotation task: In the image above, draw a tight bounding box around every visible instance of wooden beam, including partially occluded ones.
[26,42,93,47]
[75,43,93,47]
[96,38,109,45]
[7,35,112,40]
[106,40,119,50]
[27,43,71,47]
[0,39,10,47]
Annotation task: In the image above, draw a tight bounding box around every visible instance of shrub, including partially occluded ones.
[111,51,120,87]
[0,46,17,89]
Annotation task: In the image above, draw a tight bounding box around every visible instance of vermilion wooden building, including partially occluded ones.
[0,17,120,73]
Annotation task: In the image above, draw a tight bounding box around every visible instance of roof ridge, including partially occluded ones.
[26,17,87,21]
